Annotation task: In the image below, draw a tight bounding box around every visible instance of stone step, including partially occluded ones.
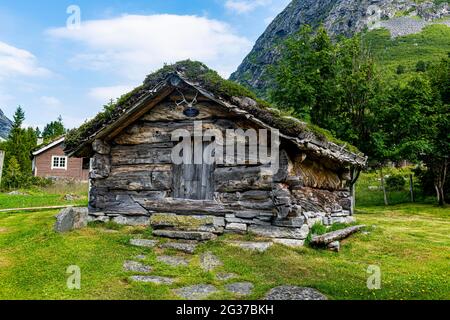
[123,261,152,273]
[174,284,218,300]
[129,275,175,285]
[157,255,189,267]
[215,272,238,281]
[225,282,254,296]
[159,241,197,254]
[153,230,216,241]
[130,239,159,248]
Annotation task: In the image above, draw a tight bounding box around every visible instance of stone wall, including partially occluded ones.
[87,97,355,243]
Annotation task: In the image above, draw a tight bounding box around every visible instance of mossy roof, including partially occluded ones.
[65,60,366,166]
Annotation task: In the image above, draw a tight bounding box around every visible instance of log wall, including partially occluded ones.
[87,94,355,240]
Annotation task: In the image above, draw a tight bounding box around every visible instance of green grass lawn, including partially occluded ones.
[0,203,448,300]
[0,184,88,210]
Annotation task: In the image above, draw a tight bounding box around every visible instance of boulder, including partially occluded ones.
[54,207,88,233]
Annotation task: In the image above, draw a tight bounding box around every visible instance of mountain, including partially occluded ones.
[0,109,12,140]
[230,0,450,96]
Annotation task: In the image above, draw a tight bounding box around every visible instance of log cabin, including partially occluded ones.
[65,61,366,243]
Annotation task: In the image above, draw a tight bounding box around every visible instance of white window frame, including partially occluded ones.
[51,155,68,170]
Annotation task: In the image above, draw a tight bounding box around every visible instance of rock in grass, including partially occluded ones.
[272,239,305,248]
[225,282,254,295]
[157,255,189,267]
[130,239,159,248]
[226,241,273,252]
[129,275,174,285]
[327,241,340,252]
[123,261,152,273]
[174,284,218,300]
[200,252,223,272]
[54,207,88,233]
[264,286,327,300]
[216,273,238,281]
[160,242,197,254]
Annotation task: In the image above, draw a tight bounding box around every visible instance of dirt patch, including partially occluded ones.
[0,227,8,233]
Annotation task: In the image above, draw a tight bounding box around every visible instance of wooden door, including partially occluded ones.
[172,141,215,200]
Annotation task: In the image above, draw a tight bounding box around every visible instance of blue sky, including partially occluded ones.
[0,0,290,129]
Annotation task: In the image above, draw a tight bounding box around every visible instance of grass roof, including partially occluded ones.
[65,60,360,156]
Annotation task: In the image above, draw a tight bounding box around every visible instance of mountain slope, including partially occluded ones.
[230,0,450,96]
[0,109,12,140]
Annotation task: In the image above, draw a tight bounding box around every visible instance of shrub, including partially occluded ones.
[386,174,406,191]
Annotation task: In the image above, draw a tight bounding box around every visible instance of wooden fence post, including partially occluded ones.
[0,150,5,186]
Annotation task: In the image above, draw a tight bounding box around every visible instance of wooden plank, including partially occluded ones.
[110,144,173,166]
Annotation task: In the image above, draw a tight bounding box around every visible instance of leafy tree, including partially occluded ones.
[3,156,22,189]
[2,107,37,188]
[42,115,66,141]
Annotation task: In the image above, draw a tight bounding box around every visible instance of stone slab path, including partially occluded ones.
[130,239,159,248]
[174,284,218,300]
[157,255,190,267]
[123,261,152,273]
[200,252,223,272]
[160,242,197,254]
[225,282,254,296]
[264,286,327,300]
[129,275,175,285]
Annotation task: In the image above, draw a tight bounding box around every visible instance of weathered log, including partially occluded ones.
[214,165,275,192]
[110,144,173,165]
[92,139,111,155]
[310,225,366,246]
[137,198,234,216]
[98,170,172,191]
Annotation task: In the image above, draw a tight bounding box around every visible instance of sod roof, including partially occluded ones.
[64,60,366,166]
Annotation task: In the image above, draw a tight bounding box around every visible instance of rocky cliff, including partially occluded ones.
[0,109,12,140]
[230,0,449,96]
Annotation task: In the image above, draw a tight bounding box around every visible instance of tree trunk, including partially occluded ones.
[380,167,388,206]
[409,174,415,203]
[433,160,447,206]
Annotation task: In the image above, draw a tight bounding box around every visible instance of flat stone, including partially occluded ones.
[273,239,305,248]
[225,223,247,232]
[123,261,152,273]
[225,282,254,295]
[129,275,174,285]
[157,255,189,267]
[248,224,309,240]
[200,252,223,272]
[113,215,150,226]
[273,217,305,228]
[226,241,273,252]
[216,273,238,281]
[264,286,327,300]
[160,242,197,254]
[130,239,159,248]
[135,255,146,260]
[174,284,218,300]
[54,207,88,233]
[153,230,216,241]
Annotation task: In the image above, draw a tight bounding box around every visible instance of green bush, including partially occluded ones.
[386,174,406,191]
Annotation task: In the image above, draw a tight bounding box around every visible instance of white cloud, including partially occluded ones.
[40,96,61,107]
[47,14,252,79]
[225,0,272,14]
[88,85,135,104]
[0,41,50,79]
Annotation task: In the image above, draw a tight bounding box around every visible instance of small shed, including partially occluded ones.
[65,61,366,242]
